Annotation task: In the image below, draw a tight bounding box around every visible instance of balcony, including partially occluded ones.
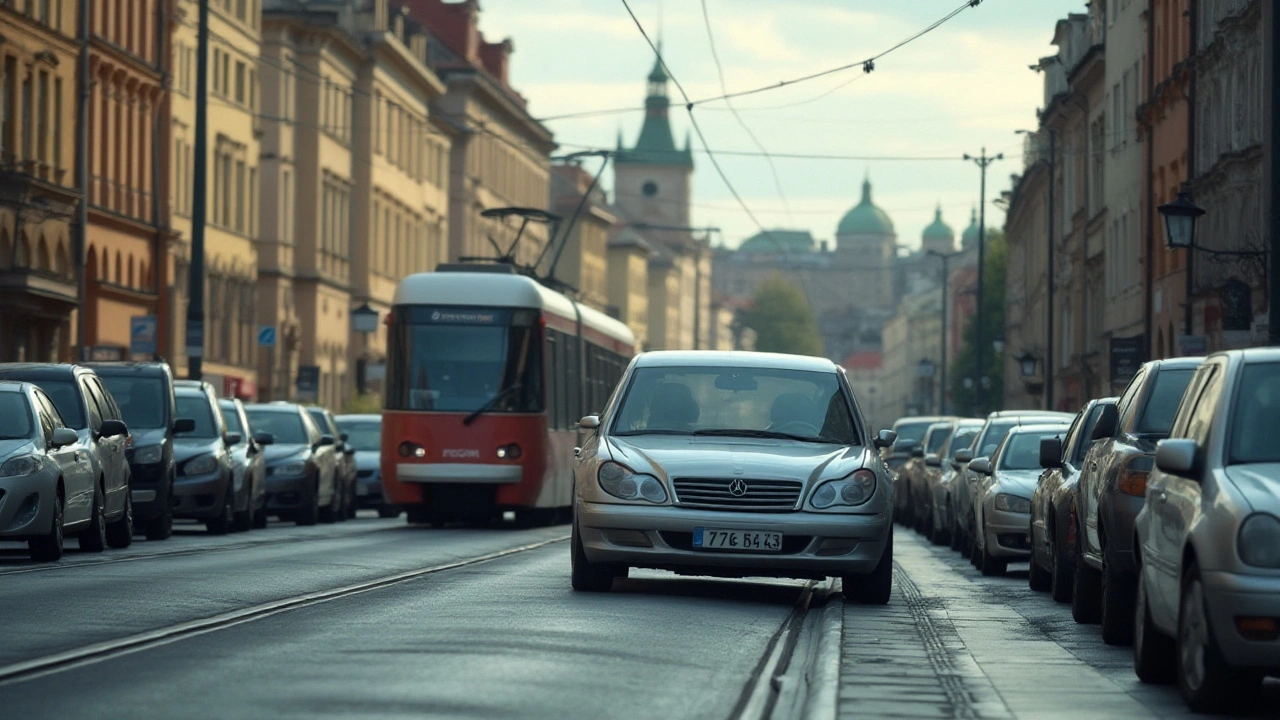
[90,175,153,223]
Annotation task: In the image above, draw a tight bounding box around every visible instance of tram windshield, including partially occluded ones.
[387,306,543,413]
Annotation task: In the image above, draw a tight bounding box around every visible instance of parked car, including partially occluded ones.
[968,423,1070,576]
[572,351,897,602]
[0,381,95,561]
[928,418,983,546]
[1073,357,1201,644]
[1028,397,1116,602]
[219,398,267,530]
[907,420,955,536]
[0,364,133,550]
[952,410,1075,557]
[86,362,191,541]
[244,403,339,525]
[335,413,398,517]
[172,381,238,534]
[306,406,357,521]
[886,416,950,524]
[1133,349,1280,711]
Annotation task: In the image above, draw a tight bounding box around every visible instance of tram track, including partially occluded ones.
[0,534,569,688]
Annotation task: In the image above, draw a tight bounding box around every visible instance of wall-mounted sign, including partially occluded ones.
[1109,336,1144,384]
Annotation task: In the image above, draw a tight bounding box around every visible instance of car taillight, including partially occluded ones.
[1118,455,1154,497]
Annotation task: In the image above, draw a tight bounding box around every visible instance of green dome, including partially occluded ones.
[837,177,894,237]
[922,204,954,243]
[739,229,816,254]
[961,207,980,249]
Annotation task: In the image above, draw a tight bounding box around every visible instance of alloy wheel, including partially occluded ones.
[1179,577,1208,693]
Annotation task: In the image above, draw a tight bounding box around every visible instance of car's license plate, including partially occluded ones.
[692,528,782,552]
[356,485,369,496]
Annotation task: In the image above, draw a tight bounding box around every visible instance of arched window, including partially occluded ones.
[36,236,51,272]
[86,244,98,282]
[128,255,135,288]
[115,251,123,284]
[0,228,11,270]
[54,241,69,277]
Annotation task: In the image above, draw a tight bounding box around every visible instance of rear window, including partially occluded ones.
[246,410,309,445]
[99,375,168,430]
[175,394,219,439]
[0,393,34,439]
[893,421,935,444]
[1136,369,1195,436]
[999,430,1064,470]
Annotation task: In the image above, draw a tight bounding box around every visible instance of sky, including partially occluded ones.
[481,0,1090,251]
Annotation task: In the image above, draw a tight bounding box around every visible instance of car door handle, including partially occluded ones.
[1155,490,1168,503]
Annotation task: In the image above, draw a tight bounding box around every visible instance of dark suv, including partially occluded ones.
[85,362,193,540]
[173,381,238,534]
[0,364,133,550]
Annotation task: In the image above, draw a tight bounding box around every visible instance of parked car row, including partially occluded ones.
[0,361,394,564]
[888,348,1280,712]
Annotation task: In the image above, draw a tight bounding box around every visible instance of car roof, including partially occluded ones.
[955,418,985,427]
[1005,423,1070,435]
[245,403,300,413]
[0,363,89,379]
[83,362,171,376]
[988,409,1074,419]
[633,350,837,373]
[1145,357,1205,370]
[335,414,380,422]
[0,380,29,393]
[894,416,953,426]
[1207,347,1280,363]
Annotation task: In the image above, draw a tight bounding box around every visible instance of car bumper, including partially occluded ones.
[1203,570,1280,670]
[266,474,311,510]
[128,462,170,521]
[173,470,229,519]
[577,501,891,579]
[984,507,1032,559]
[0,472,57,539]
[356,475,384,507]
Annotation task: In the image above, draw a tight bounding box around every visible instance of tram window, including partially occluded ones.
[545,332,560,428]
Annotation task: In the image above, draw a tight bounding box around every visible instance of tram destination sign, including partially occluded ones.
[406,307,510,325]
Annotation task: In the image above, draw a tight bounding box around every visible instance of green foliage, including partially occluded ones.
[344,392,383,414]
[950,230,1007,416]
[743,275,824,357]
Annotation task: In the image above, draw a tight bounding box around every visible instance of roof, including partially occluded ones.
[634,350,837,373]
[335,414,382,422]
[893,416,954,428]
[83,362,172,377]
[0,380,29,393]
[0,363,88,379]
[615,54,693,168]
[922,204,955,242]
[738,230,816,255]
[1005,422,1072,435]
[837,177,894,237]
[1147,356,1206,370]
[245,403,303,414]
[841,351,882,371]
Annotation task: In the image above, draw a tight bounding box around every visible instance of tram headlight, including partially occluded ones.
[597,461,667,504]
[398,442,426,458]
[496,443,522,460]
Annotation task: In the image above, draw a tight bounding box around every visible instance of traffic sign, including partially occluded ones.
[185,321,204,359]
[130,316,157,356]
[257,326,277,347]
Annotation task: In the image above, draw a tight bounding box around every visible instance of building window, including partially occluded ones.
[281,168,292,242]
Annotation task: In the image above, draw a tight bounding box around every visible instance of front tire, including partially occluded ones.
[1072,561,1102,624]
[79,483,107,552]
[1177,561,1260,711]
[570,519,614,592]
[1028,545,1052,591]
[295,479,320,526]
[1101,552,1136,645]
[251,505,269,529]
[206,488,233,535]
[846,531,893,605]
[29,492,65,562]
[377,505,401,519]
[319,479,339,524]
[105,490,134,548]
[1050,526,1074,603]
[1133,572,1176,684]
[979,542,1006,577]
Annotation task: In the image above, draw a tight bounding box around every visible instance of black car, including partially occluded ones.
[244,403,339,526]
[306,406,357,520]
[0,364,133,550]
[173,381,238,534]
[86,362,193,540]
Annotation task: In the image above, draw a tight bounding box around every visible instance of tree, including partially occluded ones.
[950,230,1007,416]
[743,274,824,357]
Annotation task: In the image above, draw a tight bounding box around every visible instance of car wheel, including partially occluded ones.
[346,484,358,520]
[1133,572,1176,684]
[106,489,134,549]
[846,530,893,605]
[570,519,614,592]
[319,480,339,524]
[929,518,949,546]
[78,482,107,552]
[29,490,65,562]
[979,542,1006,577]
[377,505,401,519]
[949,504,964,552]
[1072,561,1102,624]
[296,480,320,526]
[1177,560,1260,711]
[145,478,175,541]
[206,489,233,535]
[1028,528,1052,592]
[233,503,253,532]
[1101,551,1136,646]
[252,505,269,529]
[1050,529,1074,604]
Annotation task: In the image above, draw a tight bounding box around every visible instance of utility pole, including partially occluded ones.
[187,0,209,380]
[1269,0,1280,344]
[963,148,1003,413]
[74,0,90,359]
[1045,129,1057,410]
[928,249,962,414]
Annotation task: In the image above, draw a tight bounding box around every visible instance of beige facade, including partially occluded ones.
[880,290,942,422]
[549,164,612,312]
[606,230,650,349]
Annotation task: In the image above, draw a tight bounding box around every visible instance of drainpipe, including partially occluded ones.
[1143,0,1156,359]
[74,0,91,358]
[1185,0,1197,342]
[152,0,169,358]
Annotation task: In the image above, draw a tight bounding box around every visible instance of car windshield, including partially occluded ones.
[1229,362,1280,465]
[99,375,168,430]
[0,393,34,439]
[999,430,1064,470]
[925,426,951,454]
[612,366,859,445]
[944,427,980,457]
[893,420,934,445]
[1136,368,1195,436]
[977,421,1017,457]
[336,420,380,451]
[245,410,309,445]
[175,394,219,439]
[219,404,246,443]
[306,409,331,434]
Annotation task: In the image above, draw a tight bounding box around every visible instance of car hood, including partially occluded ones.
[0,439,39,461]
[354,450,379,472]
[131,427,168,448]
[173,439,222,463]
[605,435,866,484]
[993,470,1041,498]
[264,444,309,464]
[1224,464,1280,515]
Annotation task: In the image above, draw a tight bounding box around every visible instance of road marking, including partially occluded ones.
[0,534,568,687]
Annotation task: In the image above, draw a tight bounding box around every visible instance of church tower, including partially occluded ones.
[613,50,695,234]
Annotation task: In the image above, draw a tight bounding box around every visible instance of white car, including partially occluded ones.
[1133,348,1280,712]
[572,351,896,602]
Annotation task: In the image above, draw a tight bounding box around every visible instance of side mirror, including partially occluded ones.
[925,453,941,467]
[579,415,600,429]
[51,427,79,448]
[573,447,582,457]
[224,432,243,446]
[1155,438,1199,476]
[173,418,197,434]
[340,432,350,443]
[99,419,129,438]
[954,448,974,465]
[968,457,992,476]
[1039,437,1064,469]
[253,432,275,446]
[910,446,925,459]
[873,429,898,449]
[316,435,336,448]
[1091,403,1119,441]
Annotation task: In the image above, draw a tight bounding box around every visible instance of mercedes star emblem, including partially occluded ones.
[728,479,748,497]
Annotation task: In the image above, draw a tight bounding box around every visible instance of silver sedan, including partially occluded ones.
[1133,348,1280,712]
[572,351,896,603]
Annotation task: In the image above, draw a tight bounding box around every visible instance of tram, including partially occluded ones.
[380,264,636,525]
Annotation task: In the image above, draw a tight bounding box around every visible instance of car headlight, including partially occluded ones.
[133,445,163,465]
[811,469,877,509]
[182,455,218,476]
[0,455,44,478]
[271,462,307,477]
[597,461,667,503]
[994,493,1032,513]
[1238,514,1280,568]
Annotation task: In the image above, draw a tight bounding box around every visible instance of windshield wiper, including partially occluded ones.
[463,384,522,426]
[691,428,842,444]
[613,429,694,437]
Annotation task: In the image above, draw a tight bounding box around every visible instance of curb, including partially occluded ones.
[800,594,844,720]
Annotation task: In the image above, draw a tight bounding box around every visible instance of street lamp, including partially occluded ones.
[1016,351,1039,378]
[1158,192,1206,249]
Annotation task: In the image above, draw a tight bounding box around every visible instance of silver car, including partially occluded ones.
[968,423,1069,576]
[572,351,897,602]
[1133,349,1280,712]
[928,419,983,546]
[0,381,94,562]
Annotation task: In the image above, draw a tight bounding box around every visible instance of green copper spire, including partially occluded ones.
[961,206,980,249]
[616,49,693,167]
[922,203,954,247]
[837,174,894,236]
